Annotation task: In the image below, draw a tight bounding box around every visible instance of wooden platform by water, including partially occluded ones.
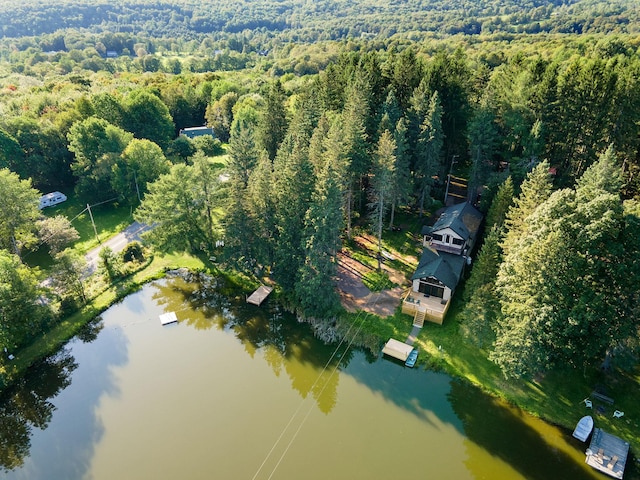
[247,285,273,306]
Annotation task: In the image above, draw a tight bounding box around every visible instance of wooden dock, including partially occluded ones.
[247,285,273,306]
[585,428,629,479]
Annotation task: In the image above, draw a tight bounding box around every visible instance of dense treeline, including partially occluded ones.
[1,32,640,378]
[0,0,638,44]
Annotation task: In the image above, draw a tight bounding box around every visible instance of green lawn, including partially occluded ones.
[339,208,640,463]
[23,191,134,272]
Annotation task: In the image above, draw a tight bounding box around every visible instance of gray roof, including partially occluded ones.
[411,248,466,289]
[421,202,483,241]
[180,126,215,139]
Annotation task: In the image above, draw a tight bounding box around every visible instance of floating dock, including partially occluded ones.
[585,428,629,479]
[381,338,414,362]
[159,312,178,326]
[247,285,273,306]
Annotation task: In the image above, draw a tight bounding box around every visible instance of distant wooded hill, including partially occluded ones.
[0,0,637,42]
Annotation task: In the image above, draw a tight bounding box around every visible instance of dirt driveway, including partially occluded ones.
[336,246,409,318]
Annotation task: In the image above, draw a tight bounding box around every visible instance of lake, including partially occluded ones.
[0,275,603,479]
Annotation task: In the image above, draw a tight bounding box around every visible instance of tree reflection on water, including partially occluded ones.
[151,273,353,414]
[0,348,78,472]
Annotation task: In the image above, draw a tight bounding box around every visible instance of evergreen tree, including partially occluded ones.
[341,77,370,238]
[485,176,514,230]
[502,160,552,256]
[467,105,499,204]
[389,117,411,229]
[493,148,639,377]
[246,151,276,268]
[296,156,343,318]
[271,112,315,292]
[423,49,471,160]
[227,112,260,188]
[257,80,288,161]
[370,130,396,270]
[415,91,444,216]
[460,226,502,348]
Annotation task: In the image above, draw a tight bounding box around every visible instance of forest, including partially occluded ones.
[0,0,639,384]
[0,0,640,473]
[0,0,638,42]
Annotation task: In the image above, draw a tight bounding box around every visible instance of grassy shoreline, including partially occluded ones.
[2,248,639,476]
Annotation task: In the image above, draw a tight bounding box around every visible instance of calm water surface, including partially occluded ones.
[0,276,604,479]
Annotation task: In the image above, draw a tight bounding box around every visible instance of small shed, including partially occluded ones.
[381,338,414,361]
[179,126,215,139]
[585,428,629,479]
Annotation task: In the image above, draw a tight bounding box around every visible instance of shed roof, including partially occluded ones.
[422,202,483,241]
[382,339,413,361]
[411,248,466,289]
[180,126,215,138]
[586,428,629,479]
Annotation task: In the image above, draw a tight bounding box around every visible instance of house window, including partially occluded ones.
[444,234,450,243]
[452,238,464,246]
[432,233,442,241]
[418,281,445,298]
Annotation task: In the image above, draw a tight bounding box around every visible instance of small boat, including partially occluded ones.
[573,415,594,442]
[405,348,418,367]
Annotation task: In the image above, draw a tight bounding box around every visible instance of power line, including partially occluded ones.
[252,289,382,480]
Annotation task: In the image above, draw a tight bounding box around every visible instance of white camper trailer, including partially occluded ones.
[38,192,67,209]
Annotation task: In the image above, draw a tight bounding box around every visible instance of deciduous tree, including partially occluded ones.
[0,169,41,258]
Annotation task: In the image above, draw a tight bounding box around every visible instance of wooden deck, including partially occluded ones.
[585,428,629,479]
[247,285,273,306]
[401,289,450,325]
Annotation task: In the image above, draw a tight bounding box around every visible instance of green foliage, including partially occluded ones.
[122,90,175,150]
[51,249,88,305]
[135,162,220,254]
[121,241,144,263]
[0,169,41,257]
[296,154,343,318]
[98,246,123,281]
[206,92,238,143]
[370,129,396,269]
[112,138,170,203]
[493,149,639,377]
[67,117,133,201]
[36,215,79,256]
[257,80,288,161]
[484,176,514,230]
[362,269,394,292]
[191,135,223,157]
[0,249,51,352]
[459,226,502,348]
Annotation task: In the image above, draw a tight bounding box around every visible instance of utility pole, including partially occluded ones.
[87,203,100,243]
[443,154,459,205]
[133,170,141,203]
